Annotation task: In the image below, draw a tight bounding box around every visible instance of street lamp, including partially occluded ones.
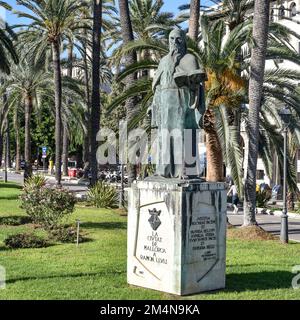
[278,106,292,244]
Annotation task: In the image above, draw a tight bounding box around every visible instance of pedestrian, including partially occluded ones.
[227,183,239,214]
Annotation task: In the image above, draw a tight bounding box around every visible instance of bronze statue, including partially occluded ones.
[148,28,206,179]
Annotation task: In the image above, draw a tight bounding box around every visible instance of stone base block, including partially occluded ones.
[127,179,227,296]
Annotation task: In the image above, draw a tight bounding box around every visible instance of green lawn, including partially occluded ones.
[0,181,300,300]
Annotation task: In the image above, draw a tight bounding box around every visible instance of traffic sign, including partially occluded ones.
[42,146,47,158]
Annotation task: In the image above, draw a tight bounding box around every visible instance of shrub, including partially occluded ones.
[87,181,118,208]
[4,233,48,249]
[23,174,47,190]
[20,187,76,229]
[49,225,84,243]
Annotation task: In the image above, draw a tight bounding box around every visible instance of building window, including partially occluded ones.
[290,2,297,17]
[257,170,264,180]
[297,173,300,183]
[278,5,285,20]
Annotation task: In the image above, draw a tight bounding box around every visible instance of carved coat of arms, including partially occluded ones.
[148,208,162,231]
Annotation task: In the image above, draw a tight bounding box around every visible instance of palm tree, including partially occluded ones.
[89,0,102,185]
[130,0,175,38]
[205,0,254,31]
[0,2,18,74]
[243,0,270,226]
[13,105,21,172]
[62,41,73,177]
[118,0,138,184]
[16,0,87,185]
[188,0,200,41]
[71,1,117,179]
[4,57,53,179]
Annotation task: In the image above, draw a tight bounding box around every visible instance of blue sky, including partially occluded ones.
[3,0,215,25]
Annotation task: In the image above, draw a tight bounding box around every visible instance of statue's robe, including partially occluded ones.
[150,53,206,178]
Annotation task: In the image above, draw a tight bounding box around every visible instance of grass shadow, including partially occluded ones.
[0,195,20,200]
[5,270,125,285]
[81,221,127,230]
[0,245,11,252]
[197,271,294,296]
[0,183,22,189]
[0,216,30,226]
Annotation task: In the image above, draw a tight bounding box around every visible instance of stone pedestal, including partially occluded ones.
[127,179,227,296]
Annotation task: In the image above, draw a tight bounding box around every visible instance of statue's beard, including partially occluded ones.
[166,44,186,74]
[170,46,185,63]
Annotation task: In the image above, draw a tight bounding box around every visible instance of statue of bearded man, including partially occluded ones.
[148,28,206,179]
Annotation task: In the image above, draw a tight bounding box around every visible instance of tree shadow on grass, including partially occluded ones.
[0,215,31,226]
[0,245,11,252]
[81,222,127,230]
[5,270,125,285]
[200,271,294,296]
[0,194,20,200]
[0,183,22,189]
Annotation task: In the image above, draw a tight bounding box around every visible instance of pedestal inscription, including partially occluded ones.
[187,215,217,264]
[134,202,173,282]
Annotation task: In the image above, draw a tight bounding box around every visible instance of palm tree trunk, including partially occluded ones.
[204,109,224,181]
[82,31,91,179]
[5,114,11,168]
[14,109,20,172]
[188,0,200,41]
[52,40,63,186]
[24,94,33,180]
[2,93,11,170]
[119,0,138,184]
[0,131,2,168]
[62,121,69,176]
[287,189,295,211]
[83,134,90,178]
[90,0,102,185]
[243,0,270,226]
[62,42,73,177]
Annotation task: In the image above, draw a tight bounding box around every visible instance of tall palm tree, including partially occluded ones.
[243,0,270,226]
[13,105,21,172]
[62,41,73,177]
[72,1,117,179]
[16,0,87,185]
[118,0,138,184]
[89,0,102,185]
[188,0,200,41]
[4,57,53,179]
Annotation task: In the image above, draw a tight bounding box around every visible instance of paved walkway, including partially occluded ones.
[0,172,88,194]
[228,211,300,242]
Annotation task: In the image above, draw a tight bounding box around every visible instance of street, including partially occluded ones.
[228,212,300,242]
[0,171,88,194]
